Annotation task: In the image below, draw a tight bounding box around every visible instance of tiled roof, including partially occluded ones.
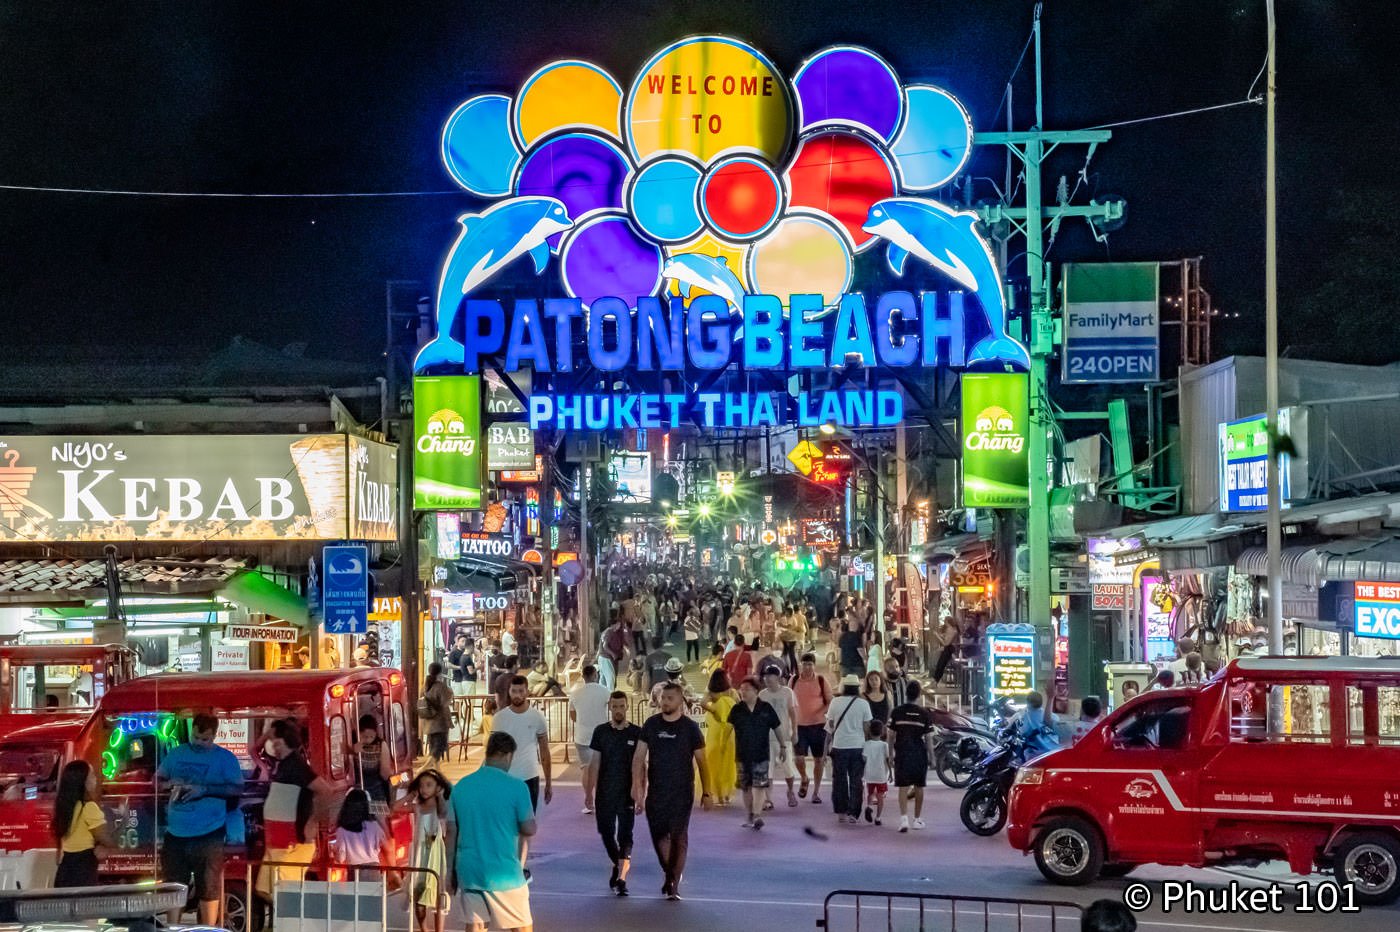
[0,557,249,596]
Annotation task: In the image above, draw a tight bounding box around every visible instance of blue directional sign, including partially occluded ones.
[322,544,369,634]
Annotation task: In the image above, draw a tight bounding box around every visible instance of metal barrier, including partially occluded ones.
[817,890,1083,932]
[233,858,442,932]
[452,694,579,762]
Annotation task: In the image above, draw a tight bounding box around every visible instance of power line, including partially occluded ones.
[1082,96,1262,131]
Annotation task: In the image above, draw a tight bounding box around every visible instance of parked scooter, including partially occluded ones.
[932,696,1017,789]
[958,724,1025,836]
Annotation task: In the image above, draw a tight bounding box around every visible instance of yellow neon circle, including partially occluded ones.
[515,60,622,149]
[626,37,792,166]
[748,214,852,308]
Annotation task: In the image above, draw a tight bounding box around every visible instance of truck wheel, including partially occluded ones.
[1033,816,1104,885]
[224,880,266,932]
[959,782,1007,836]
[1334,832,1400,905]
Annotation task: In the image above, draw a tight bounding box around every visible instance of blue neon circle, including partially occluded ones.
[627,158,704,243]
[441,94,521,197]
[891,85,974,191]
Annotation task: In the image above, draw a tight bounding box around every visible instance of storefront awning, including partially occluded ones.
[0,557,248,604]
[217,569,309,626]
[1235,535,1400,587]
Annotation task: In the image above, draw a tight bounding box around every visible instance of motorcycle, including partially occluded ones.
[932,697,1017,789]
[958,725,1025,836]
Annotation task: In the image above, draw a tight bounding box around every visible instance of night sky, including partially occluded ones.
[2,1,1394,365]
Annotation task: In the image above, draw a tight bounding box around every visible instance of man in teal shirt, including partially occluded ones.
[451,732,537,932]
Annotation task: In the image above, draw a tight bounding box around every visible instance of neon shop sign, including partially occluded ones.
[418,37,1029,430]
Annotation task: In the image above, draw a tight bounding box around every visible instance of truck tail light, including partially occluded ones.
[1013,768,1045,786]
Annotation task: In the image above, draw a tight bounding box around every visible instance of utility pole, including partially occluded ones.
[973,3,1121,685]
[1264,0,1284,655]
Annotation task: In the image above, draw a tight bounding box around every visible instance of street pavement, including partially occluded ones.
[419,748,1400,932]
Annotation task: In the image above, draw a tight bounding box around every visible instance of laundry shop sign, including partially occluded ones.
[0,434,398,543]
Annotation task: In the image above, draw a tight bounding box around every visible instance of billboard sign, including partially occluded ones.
[417,37,1031,433]
[487,423,536,471]
[1091,584,1129,610]
[1087,538,1142,585]
[0,434,396,543]
[1062,262,1160,383]
[1218,408,1305,512]
[610,451,652,503]
[413,376,483,510]
[1354,581,1400,640]
[322,544,369,635]
[987,623,1036,704]
[961,373,1029,508]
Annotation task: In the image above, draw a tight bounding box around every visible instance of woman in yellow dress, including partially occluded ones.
[700,668,738,806]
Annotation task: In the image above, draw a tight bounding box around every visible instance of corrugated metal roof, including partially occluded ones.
[0,557,248,600]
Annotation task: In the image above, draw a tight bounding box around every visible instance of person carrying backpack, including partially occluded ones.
[418,663,455,766]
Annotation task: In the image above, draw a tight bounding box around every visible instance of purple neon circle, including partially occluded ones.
[560,212,664,308]
[515,133,630,249]
[794,47,904,142]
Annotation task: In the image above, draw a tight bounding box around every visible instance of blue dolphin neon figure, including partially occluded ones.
[661,253,747,312]
[862,198,1030,370]
[414,197,574,372]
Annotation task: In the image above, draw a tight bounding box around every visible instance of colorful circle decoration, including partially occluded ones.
[627,158,704,243]
[700,156,784,242]
[559,212,664,308]
[514,132,631,249]
[440,95,520,197]
[624,36,792,166]
[892,85,974,190]
[747,213,853,312]
[513,60,623,149]
[793,46,904,143]
[785,130,899,251]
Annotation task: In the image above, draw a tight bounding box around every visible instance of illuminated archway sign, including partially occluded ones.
[420,36,1028,432]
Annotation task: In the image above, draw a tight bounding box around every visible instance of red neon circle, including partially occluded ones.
[785,132,897,249]
[702,158,781,240]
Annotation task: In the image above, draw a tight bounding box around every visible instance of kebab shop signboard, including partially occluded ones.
[0,434,397,543]
[1354,581,1400,640]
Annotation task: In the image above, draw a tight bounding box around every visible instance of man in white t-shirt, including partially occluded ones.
[568,665,611,813]
[491,676,552,812]
[825,674,873,824]
[759,667,800,808]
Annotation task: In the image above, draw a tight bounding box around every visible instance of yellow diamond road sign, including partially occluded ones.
[787,440,823,476]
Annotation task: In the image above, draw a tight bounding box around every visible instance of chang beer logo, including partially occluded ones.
[965,406,1024,454]
[418,409,476,456]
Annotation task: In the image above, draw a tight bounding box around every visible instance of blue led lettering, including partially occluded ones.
[544,298,583,372]
[875,291,919,367]
[686,296,731,369]
[505,300,549,371]
[831,294,876,366]
[742,294,783,368]
[463,299,505,372]
[921,291,966,367]
[636,297,684,371]
[788,294,825,369]
[588,297,632,371]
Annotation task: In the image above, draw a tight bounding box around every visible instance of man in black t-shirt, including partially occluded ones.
[584,691,641,897]
[889,680,936,832]
[632,682,712,901]
[838,619,864,676]
[726,676,783,830]
[644,637,673,690]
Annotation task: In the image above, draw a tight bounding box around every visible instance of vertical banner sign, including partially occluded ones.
[322,544,369,634]
[1062,262,1160,383]
[961,373,1029,508]
[986,623,1036,704]
[413,376,483,510]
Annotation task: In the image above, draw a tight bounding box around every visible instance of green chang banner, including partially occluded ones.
[961,372,1029,508]
[414,376,483,510]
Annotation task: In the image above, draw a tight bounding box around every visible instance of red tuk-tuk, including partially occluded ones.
[0,667,414,930]
[0,644,135,729]
[1008,656,1400,903]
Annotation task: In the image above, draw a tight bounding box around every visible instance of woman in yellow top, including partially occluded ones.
[52,759,114,887]
[699,669,738,806]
